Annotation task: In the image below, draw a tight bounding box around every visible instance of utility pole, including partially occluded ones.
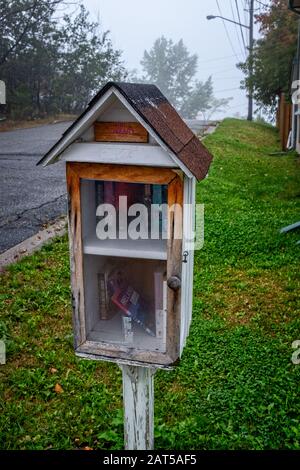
[207,0,255,121]
[247,0,254,121]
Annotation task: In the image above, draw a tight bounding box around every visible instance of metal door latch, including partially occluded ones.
[182,250,189,263]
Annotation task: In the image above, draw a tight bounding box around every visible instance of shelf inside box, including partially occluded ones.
[88,314,166,353]
[83,235,167,260]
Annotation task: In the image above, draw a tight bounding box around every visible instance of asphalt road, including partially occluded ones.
[0,122,70,253]
[0,119,212,254]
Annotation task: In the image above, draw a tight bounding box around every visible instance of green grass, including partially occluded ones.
[0,118,299,450]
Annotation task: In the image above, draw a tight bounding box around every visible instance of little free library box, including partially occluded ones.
[38,82,213,368]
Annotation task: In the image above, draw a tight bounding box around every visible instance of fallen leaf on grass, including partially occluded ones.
[54,383,64,393]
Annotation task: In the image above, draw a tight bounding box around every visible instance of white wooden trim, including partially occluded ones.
[41,88,115,166]
[62,142,176,167]
[180,176,189,353]
[188,177,196,336]
[180,175,196,354]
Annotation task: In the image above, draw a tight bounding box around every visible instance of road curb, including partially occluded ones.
[0,217,67,272]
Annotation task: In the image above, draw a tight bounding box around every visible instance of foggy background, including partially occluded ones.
[82,0,262,119]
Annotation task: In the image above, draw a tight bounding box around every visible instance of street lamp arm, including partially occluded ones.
[206,14,250,30]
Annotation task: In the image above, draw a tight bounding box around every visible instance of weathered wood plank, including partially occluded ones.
[69,162,177,185]
[76,351,174,370]
[76,340,175,366]
[121,365,156,450]
[66,163,86,347]
[94,122,148,143]
[166,173,183,363]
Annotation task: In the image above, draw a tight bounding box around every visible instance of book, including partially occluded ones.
[144,184,152,204]
[95,181,104,210]
[97,272,109,320]
[154,271,167,343]
[97,261,120,321]
[111,282,155,337]
[122,316,133,344]
[103,181,115,205]
[154,271,163,310]
[152,185,162,205]
[114,182,140,210]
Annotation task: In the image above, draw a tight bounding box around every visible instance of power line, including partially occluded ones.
[230,0,246,60]
[198,54,238,64]
[199,64,241,73]
[215,0,241,61]
[255,0,269,7]
[243,1,249,37]
[214,86,241,93]
[235,0,247,53]
[212,76,243,81]
[227,102,248,109]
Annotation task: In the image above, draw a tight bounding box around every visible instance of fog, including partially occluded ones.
[82,0,262,119]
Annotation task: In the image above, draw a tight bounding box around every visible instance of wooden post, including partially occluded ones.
[120,365,156,450]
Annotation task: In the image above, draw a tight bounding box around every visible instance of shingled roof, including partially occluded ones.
[38,82,213,180]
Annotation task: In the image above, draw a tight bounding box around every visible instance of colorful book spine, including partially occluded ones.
[152,185,162,205]
[114,182,139,209]
[95,181,104,211]
[104,181,115,205]
[151,185,161,238]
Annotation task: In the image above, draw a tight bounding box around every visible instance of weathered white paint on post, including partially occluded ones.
[120,365,156,450]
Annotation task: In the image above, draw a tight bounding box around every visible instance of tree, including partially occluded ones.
[179,76,213,119]
[50,4,127,114]
[0,1,127,119]
[140,36,231,119]
[0,0,62,117]
[239,0,298,115]
[141,37,197,112]
[0,0,63,66]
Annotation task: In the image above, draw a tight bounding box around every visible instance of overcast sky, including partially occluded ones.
[82,0,263,119]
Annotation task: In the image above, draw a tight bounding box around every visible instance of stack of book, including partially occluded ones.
[97,264,166,342]
[95,181,167,238]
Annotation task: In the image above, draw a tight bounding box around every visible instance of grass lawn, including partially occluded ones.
[0,118,299,450]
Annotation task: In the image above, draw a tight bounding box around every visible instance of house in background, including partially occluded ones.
[277,92,293,151]
[290,56,299,152]
[289,0,300,153]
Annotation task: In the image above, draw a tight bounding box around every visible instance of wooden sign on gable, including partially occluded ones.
[94,122,148,143]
